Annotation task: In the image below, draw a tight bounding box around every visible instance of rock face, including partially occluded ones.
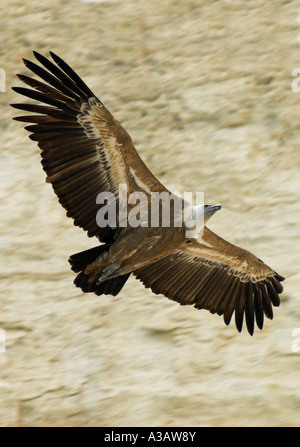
[1,0,299,427]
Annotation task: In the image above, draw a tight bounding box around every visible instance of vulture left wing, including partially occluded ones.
[134,227,284,335]
[11,51,169,243]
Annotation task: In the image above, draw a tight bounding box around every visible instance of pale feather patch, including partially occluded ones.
[77,99,126,197]
[129,167,151,194]
[77,97,103,140]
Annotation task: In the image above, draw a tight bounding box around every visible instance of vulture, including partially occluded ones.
[11,51,284,335]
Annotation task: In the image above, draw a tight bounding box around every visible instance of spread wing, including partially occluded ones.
[134,227,284,335]
[11,51,168,243]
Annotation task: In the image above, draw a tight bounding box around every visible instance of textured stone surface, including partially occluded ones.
[1,0,300,426]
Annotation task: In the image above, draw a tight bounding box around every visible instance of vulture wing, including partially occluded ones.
[11,51,168,243]
[134,227,284,334]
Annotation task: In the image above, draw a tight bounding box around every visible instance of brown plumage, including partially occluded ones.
[11,51,284,335]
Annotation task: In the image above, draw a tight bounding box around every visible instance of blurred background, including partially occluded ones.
[1,0,300,427]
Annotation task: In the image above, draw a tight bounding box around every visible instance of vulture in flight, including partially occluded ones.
[12,51,284,335]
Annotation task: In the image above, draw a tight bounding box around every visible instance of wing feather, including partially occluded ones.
[259,283,273,319]
[254,286,264,330]
[134,227,284,334]
[234,282,246,332]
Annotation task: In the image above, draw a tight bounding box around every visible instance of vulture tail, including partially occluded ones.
[69,244,130,296]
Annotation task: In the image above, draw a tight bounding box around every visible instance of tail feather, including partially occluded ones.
[69,244,110,273]
[74,270,130,296]
[69,244,130,296]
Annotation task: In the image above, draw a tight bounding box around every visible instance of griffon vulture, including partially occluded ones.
[11,52,284,335]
